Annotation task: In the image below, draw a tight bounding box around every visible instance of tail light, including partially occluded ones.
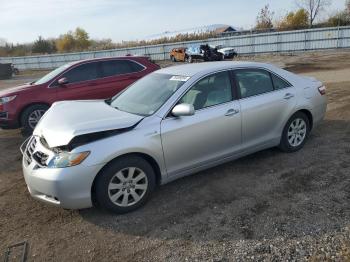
[318,85,326,95]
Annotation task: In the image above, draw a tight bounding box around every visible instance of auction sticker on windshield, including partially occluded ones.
[169,75,191,81]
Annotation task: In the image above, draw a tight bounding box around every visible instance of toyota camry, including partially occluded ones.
[22,62,327,213]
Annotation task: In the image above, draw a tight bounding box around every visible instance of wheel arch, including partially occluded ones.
[297,109,313,131]
[91,152,162,206]
[18,102,51,126]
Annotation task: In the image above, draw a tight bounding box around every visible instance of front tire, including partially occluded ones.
[279,112,310,152]
[21,104,49,135]
[171,56,176,62]
[94,156,156,214]
[188,56,193,63]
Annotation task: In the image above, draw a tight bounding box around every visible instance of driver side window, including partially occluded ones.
[53,62,99,86]
[179,71,232,110]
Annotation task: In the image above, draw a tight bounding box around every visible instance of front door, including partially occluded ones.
[160,71,242,176]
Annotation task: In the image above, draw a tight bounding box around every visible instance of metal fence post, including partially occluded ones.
[251,35,255,55]
[163,44,166,60]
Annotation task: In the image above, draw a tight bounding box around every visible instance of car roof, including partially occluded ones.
[157,61,275,77]
[70,56,148,65]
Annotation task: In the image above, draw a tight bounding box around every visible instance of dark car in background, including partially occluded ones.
[0,63,13,80]
[0,56,160,133]
[186,44,223,63]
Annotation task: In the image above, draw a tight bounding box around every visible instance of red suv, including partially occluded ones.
[0,56,160,133]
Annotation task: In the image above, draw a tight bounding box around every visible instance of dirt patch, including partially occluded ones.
[0,51,350,261]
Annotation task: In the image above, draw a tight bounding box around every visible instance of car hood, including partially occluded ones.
[34,100,144,148]
[0,83,34,97]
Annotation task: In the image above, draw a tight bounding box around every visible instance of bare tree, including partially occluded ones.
[255,5,275,30]
[297,0,332,27]
[347,0,350,13]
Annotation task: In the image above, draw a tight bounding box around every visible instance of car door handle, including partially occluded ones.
[225,109,239,116]
[283,93,295,100]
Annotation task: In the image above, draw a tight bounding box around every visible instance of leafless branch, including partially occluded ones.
[296,0,332,27]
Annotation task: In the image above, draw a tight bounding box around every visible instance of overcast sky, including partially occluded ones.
[0,0,346,44]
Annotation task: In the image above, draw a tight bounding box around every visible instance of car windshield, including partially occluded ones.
[34,63,73,85]
[110,73,189,116]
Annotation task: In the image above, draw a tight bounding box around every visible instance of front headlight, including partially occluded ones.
[47,151,90,168]
[0,95,17,105]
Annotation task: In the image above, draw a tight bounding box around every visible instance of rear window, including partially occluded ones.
[235,69,274,98]
[100,60,144,78]
[271,73,292,90]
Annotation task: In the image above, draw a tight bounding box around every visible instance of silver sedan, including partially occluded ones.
[22,61,327,213]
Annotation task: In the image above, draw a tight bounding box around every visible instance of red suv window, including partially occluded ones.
[100,60,144,78]
[51,62,99,86]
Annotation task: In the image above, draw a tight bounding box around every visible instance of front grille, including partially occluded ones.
[33,151,49,166]
[0,112,8,119]
[24,137,37,166]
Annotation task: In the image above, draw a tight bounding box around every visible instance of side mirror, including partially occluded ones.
[172,103,195,117]
[58,77,68,85]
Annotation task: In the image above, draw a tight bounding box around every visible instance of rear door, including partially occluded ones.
[95,59,147,98]
[54,61,101,101]
[233,68,297,150]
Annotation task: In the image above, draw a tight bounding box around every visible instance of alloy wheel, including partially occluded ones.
[108,167,148,207]
[28,109,46,129]
[287,118,307,147]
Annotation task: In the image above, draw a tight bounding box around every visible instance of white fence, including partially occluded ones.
[1,26,350,70]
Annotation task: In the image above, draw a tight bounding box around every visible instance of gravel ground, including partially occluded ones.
[0,50,349,261]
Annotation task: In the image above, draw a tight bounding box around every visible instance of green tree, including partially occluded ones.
[327,11,350,26]
[89,39,116,51]
[255,5,274,30]
[277,9,309,30]
[74,27,90,51]
[55,27,90,52]
[56,31,76,52]
[32,36,55,54]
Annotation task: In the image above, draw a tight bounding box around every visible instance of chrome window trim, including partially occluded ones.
[163,69,235,119]
[232,67,294,101]
[163,100,236,122]
[47,59,147,88]
[161,66,294,119]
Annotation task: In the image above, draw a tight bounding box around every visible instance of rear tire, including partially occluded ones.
[94,156,156,214]
[20,104,49,135]
[279,112,310,152]
[188,56,193,63]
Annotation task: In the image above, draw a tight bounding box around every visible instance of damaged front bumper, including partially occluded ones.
[21,136,104,209]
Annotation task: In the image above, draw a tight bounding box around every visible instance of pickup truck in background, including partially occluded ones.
[213,45,238,59]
